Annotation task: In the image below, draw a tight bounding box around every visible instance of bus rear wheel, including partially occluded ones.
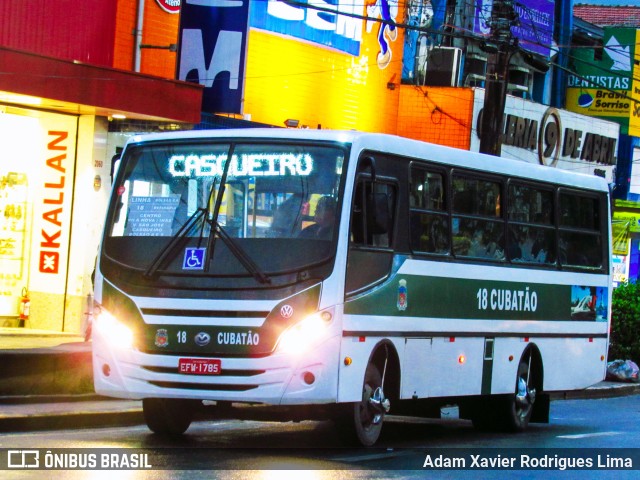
[472,360,537,432]
[505,360,536,431]
[143,398,196,435]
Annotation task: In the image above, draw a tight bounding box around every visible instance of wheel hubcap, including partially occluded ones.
[369,387,391,413]
[361,384,390,427]
[515,376,536,414]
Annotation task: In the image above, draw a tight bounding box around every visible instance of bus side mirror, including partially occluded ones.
[367,192,389,235]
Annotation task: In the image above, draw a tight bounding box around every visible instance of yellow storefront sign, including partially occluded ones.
[566,88,631,119]
[629,29,640,137]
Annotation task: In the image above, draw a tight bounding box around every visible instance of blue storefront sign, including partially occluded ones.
[250,0,363,56]
[473,0,554,58]
[177,0,250,114]
[402,0,446,82]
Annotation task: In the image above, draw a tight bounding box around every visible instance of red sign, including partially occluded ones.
[156,0,181,14]
[39,251,59,274]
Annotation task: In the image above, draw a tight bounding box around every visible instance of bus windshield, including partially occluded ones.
[102,140,346,287]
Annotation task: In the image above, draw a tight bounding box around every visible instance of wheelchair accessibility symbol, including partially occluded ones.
[183,247,206,270]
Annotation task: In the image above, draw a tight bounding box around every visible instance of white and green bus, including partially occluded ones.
[93,129,611,446]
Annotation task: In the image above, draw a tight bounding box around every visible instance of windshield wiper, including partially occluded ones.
[144,206,208,277]
[202,144,270,284]
[145,145,270,284]
[210,220,271,284]
[145,171,221,278]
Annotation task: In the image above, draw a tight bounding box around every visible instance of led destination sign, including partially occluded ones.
[168,153,314,177]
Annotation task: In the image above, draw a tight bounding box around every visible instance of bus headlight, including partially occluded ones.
[276,311,333,355]
[94,308,134,350]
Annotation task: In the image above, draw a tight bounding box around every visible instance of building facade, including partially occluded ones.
[0,1,202,332]
[1,0,631,333]
[571,3,640,284]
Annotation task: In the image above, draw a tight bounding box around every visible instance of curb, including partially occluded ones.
[0,393,109,405]
[550,383,640,400]
[0,385,638,434]
[0,410,144,433]
[0,348,93,397]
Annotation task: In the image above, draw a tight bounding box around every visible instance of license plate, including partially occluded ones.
[178,358,221,375]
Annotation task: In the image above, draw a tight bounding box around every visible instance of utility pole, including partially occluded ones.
[479,0,518,157]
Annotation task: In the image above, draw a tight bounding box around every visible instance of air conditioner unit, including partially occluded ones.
[507,66,531,98]
[463,53,487,87]
[417,47,462,87]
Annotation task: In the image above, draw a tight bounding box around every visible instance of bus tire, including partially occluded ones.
[472,360,537,432]
[504,360,536,432]
[143,398,195,435]
[337,363,385,446]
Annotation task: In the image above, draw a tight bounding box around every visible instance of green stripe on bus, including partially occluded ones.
[345,274,582,321]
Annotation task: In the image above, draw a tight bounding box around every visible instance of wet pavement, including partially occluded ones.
[0,326,638,433]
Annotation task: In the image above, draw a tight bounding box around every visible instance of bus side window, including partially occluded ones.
[410,168,449,254]
[350,179,396,248]
[559,192,602,268]
[452,175,503,260]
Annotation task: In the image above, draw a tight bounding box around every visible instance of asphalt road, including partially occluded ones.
[2,395,640,479]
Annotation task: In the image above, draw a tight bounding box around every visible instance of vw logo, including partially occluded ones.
[194,332,211,346]
[280,305,294,318]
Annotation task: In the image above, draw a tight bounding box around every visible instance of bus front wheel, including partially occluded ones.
[338,363,388,446]
[143,398,196,435]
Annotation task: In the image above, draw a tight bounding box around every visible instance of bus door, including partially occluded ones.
[345,156,398,296]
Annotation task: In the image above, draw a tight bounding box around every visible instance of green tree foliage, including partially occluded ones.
[610,281,640,364]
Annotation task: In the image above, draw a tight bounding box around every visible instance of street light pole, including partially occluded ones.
[479,0,518,157]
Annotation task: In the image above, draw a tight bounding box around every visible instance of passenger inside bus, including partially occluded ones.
[270,193,306,237]
[299,196,336,239]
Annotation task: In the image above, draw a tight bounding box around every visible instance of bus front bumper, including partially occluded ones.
[92,329,341,406]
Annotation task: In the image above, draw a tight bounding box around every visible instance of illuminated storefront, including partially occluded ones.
[0,47,202,333]
[0,107,82,330]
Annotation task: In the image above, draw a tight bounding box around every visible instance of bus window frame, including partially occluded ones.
[349,172,399,252]
[400,160,609,274]
[450,169,506,262]
[408,161,451,256]
[505,179,557,266]
[556,187,607,272]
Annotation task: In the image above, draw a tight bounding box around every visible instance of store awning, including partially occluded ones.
[0,46,203,124]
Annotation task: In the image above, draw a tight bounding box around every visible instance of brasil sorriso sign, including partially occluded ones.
[566,27,638,135]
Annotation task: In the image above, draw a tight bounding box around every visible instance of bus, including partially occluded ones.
[93,129,611,446]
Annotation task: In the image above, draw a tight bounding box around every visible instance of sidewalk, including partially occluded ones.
[0,327,143,431]
[0,328,639,433]
[0,327,93,397]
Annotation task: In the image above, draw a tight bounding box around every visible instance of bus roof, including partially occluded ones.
[124,128,610,193]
